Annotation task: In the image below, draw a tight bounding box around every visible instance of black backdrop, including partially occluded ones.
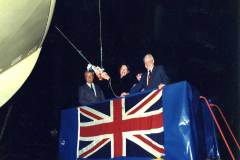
[0,0,239,159]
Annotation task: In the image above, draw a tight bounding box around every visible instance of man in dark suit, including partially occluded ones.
[78,71,105,105]
[128,53,169,94]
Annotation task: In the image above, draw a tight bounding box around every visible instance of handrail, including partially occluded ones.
[210,104,240,151]
[199,96,236,160]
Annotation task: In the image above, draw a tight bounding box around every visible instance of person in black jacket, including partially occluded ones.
[78,71,105,105]
[114,64,137,96]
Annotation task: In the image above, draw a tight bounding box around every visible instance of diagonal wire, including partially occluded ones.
[55,26,92,64]
[98,0,103,68]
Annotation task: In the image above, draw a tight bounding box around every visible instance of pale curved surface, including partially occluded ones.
[0,49,41,106]
[0,0,56,107]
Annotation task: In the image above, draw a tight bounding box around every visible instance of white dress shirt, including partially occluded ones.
[87,82,97,96]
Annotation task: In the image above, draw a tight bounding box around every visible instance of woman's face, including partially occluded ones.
[136,73,142,81]
[120,65,129,78]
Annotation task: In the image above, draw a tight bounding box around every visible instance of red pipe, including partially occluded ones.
[210,104,240,151]
[199,96,236,160]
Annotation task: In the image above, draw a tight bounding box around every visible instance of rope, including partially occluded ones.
[108,78,118,98]
[0,105,13,143]
[55,26,92,64]
[56,0,105,68]
[98,0,103,68]
[199,96,236,160]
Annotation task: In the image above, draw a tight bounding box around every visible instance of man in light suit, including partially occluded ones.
[78,71,105,105]
[128,53,169,94]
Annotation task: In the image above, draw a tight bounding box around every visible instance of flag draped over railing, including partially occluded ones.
[59,81,220,160]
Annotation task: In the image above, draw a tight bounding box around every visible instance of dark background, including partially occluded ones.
[0,0,239,159]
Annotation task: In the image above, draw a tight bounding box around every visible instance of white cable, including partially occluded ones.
[108,78,118,98]
[98,0,103,68]
[55,26,92,64]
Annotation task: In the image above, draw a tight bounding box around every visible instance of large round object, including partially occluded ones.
[0,0,56,107]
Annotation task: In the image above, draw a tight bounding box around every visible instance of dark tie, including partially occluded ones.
[147,70,152,86]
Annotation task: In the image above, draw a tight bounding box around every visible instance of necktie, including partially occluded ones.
[147,70,152,86]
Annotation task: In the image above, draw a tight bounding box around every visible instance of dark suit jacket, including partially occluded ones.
[130,65,169,94]
[78,83,105,105]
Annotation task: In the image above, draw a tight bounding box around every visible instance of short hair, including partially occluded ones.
[120,64,130,72]
[143,54,155,62]
[84,70,94,75]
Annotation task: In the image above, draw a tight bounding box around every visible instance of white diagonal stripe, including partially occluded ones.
[124,89,162,119]
[80,106,109,120]
[78,137,111,158]
[125,134,164,158]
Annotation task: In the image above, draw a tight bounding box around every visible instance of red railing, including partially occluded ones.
[200,96,239,160]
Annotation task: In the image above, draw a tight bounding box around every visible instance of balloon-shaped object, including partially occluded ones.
[0,0,56,107]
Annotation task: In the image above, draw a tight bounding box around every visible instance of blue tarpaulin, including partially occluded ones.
[59,81,220,160]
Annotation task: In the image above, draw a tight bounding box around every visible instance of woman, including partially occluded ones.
[114,64,137,96]
[93,64,137,97]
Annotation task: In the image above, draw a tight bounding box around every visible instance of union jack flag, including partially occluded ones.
[78,89,164,159]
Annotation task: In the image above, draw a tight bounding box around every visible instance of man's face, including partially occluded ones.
[120,65,129,78]
[144,57,154,70]
[85,72,94,83]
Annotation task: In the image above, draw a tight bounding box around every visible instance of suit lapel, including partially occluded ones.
[85,84,95,96]
[142,73,148,88]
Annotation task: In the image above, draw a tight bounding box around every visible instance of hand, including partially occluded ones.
[100,72,110,80]
[95,71,102,80]
[95,71,110,81]
[120,92,129,97]
[158,83,165,89]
